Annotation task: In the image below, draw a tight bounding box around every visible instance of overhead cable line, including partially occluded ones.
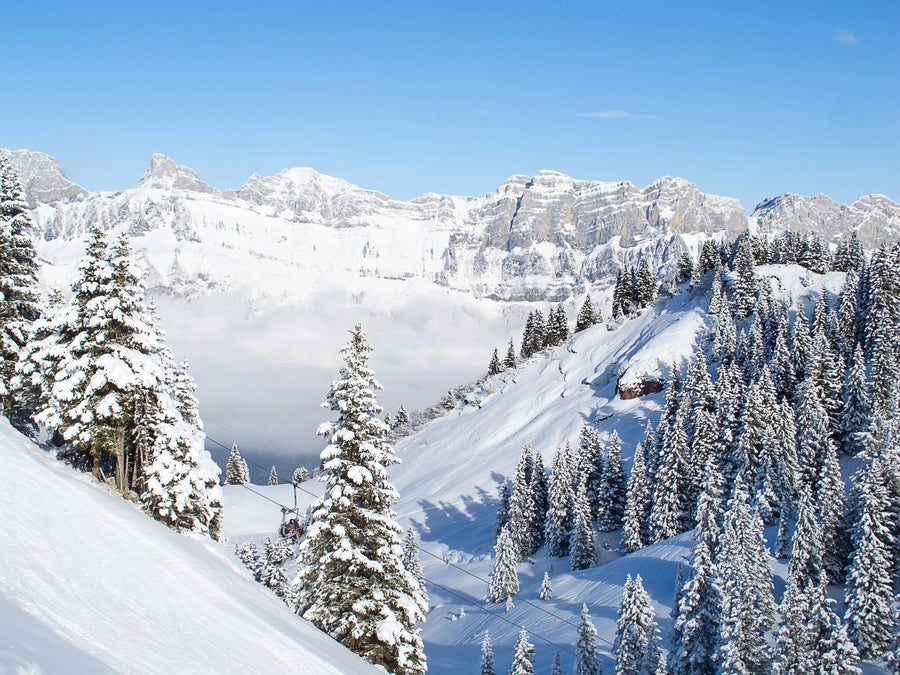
[205,430,618,649]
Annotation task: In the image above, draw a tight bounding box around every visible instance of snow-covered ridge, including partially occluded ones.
[9,148,896,306]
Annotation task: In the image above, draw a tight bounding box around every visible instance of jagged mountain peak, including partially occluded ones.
[751,190,900,241]
[0,148,87,207]
[138,153,218,195]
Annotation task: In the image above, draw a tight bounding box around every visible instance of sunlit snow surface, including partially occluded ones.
[0,419,378,674]
[223,267,879,674]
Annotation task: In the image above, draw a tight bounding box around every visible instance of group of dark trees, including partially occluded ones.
[486,296,601,378]
[660,234,900,669]
[612,258,659,320]
[486,229,900,669]
[0,157,222,538]
[488,427,628,602]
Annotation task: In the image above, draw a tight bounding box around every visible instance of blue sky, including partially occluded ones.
[2,1,897,209]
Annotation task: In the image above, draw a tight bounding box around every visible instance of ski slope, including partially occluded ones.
[0,419,378,674]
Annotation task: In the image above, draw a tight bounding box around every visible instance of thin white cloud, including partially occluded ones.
[834,29,858,45]
[579,110,642,119]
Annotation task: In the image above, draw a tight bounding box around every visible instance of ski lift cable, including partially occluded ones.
[419,576,581,659]
[206,432,615,648]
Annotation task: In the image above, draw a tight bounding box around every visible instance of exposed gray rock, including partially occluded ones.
[1,149,87,207]
[6,148,897,303]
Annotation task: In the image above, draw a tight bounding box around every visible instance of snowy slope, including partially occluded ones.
[0,419,379,675]
[218,265,879,673]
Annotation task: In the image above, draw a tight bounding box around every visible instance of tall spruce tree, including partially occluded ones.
[713,482,775,674]
[504,339,517,369]
[599,431,627,531]
[570,475,595,571]
[297,324,426,675]
[614,574,665,675]
[545,444,574,557]
[480,631,495,675]
[488,348,502,377]
[403,527,428,607]
[486,525,519,603]
[845,453,895,660]
[575,296,598,332]
[0,157,40,423]
[225,443,251,485]
[623,440,648,553]
[495,479,512,538]
[574,604,602,675]
[508,444,538,559]
[509,628,535,675]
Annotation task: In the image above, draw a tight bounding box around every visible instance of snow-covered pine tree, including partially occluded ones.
[225,443,251,484]
[731,235,758,319]
[550,651,563,675]
[508,444,538,559]
[531,309,546,352]
[268,465,278,485]
[612,269,628,321]
[235,538,262,580]
[575,295,598,332]
[614,574,664,675]
[790,308,814,385]
[668,450,722,675]
[598,430,627,531]
[574,604,602,675]
[394,404,410,428]
[530,451,548,551]
[296,324,426,675]
[140,396,224,539]
[577,423,603,524]
[504,339,517,369]
[259,535,291,598]
[488,348,502,377]
[0,157,40,424]
[713,481,775,674]
[772,483,861,674]
[520,312,536,359]
[570,475,595,571]
[623,439,648,553]
[650,375,688,542]
[845,453,895,660]
[677,250,694,284]
[509,628,535,675]
[495,479,512,538]
[699,240,720,274]
[545,444,574,557]
[539,571,553,601]
[292,466,310,484]
[480,631,495,675]
[403,527,428,607]
[634,259,658,309]
[486,524,520,604]
[839,343,873,457]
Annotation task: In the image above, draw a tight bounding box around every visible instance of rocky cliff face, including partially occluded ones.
[6,149,898,303]
[751,192,900,245]
[1,149,88,207]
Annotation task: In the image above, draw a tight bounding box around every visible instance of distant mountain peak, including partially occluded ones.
[138,154,218,195]
[0,148,87,207]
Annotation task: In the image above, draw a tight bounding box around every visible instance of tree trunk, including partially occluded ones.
[114,428,126,492]
[92,453,101,480]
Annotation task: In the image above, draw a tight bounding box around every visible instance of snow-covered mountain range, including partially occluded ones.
[5,148,898,468]
[7,148,899,303]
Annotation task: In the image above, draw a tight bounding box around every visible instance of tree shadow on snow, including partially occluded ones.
[412,485,499,556]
